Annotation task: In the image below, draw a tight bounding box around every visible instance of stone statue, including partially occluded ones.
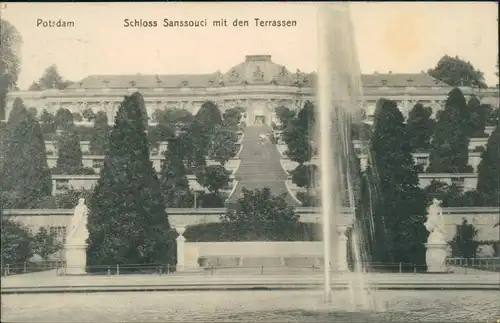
[424,198,445,244]
[66,198,89,245]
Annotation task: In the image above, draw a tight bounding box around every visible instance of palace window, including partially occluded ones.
[92,159,104,169]
[416,157,428,166]
[55,179,70,192]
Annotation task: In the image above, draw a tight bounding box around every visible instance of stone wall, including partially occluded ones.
[4,207,498,241]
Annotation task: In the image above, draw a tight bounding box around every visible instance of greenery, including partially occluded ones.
[476,125,499,206]
[0,19,22,120]
[362,98,428,267]
[450,218,478,258]
[87,92,175,267]
[291,164,318,193]
[1,215,63,266]
[54,108,74,131]
[274,106,295,130]
[82,108,95,122]
[217,187,311,241]
[427,88,472,173]
[89,111,110,155]
[222,106,245,130]
[54,125,84,174]
[29,65,73,90]
[282,101,317,197]
[40,109,56,134]
[32,227,64,261]
[283,101,315,164]
[208,125,238,165]
[160,137,193,208]
[428,55,487,88]
[0,98,52,208]
[1,216,34,266]
[406,103,435,151]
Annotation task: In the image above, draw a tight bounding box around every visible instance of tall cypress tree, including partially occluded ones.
[160,137,192,208]
[55,125,83,174]
[476,125,499,206]
[89,111,110,155]
[1,98,52,208]
[427,88,472,173]
[368,99,427,266]
[87,92,174,267]
[406,103,434,152]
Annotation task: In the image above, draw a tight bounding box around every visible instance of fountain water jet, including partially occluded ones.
[316,3,373,307]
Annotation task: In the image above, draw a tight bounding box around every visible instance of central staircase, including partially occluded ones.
[227,124,300,206]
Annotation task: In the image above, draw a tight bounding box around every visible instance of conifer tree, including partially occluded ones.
[367,98,427,266]
[160,137,192,208]
[89,111,110,155]
[476,125,499,206]
[428,88,472,173]
[0,98,52,208]
[55,125,83,174]
[406,103,434,151]
[87,92,174,267]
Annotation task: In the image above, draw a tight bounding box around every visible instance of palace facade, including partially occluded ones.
[5,55,499,124]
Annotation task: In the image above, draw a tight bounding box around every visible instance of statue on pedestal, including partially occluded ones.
[424,198,448,273]
[424,198,445,244]
[66,198,89,245]
[64,198,89,275]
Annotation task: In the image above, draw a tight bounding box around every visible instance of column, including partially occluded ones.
[337,225,349,272]
[176,226,186,271]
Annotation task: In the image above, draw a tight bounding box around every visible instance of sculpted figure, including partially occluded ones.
[66,198,89,245]
[424,198,446,244]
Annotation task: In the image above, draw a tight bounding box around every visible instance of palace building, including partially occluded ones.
[5,54,499,124]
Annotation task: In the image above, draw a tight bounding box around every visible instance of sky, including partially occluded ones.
[3,2,499,90]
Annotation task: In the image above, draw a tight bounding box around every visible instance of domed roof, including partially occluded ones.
[221,55,308,86]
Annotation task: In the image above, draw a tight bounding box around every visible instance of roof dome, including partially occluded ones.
[222,55,300,86]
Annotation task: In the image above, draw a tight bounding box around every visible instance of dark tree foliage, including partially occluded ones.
[28,65,73,90]
[82,108,95,122]
[365,98,428,266]
[160,137,193,208]
[55,125,84,174]
[428,55,487,88]
[450,218,478,258]
[87,92,174,267]
[197,164,231,194]
[476,125,499,206]
[427,88,472,173]
[32,227,64,261]
[220,188,302,241]
[283,101,315,164]
[89,111,110,155]
[0,98,52,208]
[274,106,296,130]
[0,19,22,121]
[54,108,74,131]
[208,125,238,166]
[39,109,55,134]
[222,106,245,129]
[195,101,222,133]
[291,164,318,191]
[406,103,434,151]
[1,217,34,266]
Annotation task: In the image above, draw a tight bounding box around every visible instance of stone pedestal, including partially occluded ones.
[425,243,448,273]
[337,225,349,272]
[176,226,186,272]
[64,244,88,275]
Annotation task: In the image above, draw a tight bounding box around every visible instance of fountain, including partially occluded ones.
[316,2,373,306]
